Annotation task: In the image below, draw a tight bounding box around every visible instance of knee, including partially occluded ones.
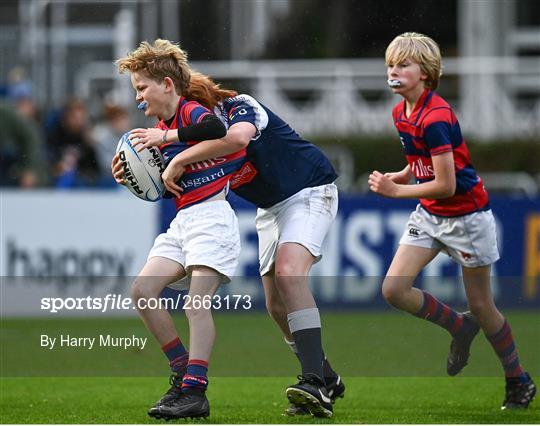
[381,279,404,307]
[130,277,157,304]
[468,299,492,318]
[184,302,212,321]
[274,258,299,280]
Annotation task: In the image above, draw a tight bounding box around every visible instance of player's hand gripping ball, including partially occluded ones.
[115,132,166,202]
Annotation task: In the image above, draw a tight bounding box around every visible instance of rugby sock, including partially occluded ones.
[322,355,338,384]
[414,291,464,336]
[285,337,299,355]
[486,320,525,378]
[162,337,189,375]
[285,337,337,383]
[182,359,209,394]
[288,308,325,383]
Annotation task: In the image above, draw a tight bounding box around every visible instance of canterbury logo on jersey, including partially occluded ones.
[230,161,258,189]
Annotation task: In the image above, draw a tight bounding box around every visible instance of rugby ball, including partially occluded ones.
[116,132,166,202]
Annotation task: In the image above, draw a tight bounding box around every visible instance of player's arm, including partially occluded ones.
[111,121,254,185]
[168,94,266,164]
[160,122,256,197]
[111,114,229,184]
[384,164,412,184]
[170,122,255,166]
[369,152,456,199]
[129,114,226,152]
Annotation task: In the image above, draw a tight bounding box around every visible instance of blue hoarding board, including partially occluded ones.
[160,194,540,309]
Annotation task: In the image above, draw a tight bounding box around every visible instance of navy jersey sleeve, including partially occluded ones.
[224,94,269,139]
[423,109,453,156]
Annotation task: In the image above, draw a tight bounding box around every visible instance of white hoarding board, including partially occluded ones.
[1,190,159,317]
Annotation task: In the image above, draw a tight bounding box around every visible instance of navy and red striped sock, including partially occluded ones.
[414,291,464,336]
[162,337,189,375]
[182,359,209,394]
[486,320,525,378]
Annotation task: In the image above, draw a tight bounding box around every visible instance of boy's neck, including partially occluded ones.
[403,84,427,117]
[161,94,182,121]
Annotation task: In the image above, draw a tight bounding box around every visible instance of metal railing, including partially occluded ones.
[73,56,540,140]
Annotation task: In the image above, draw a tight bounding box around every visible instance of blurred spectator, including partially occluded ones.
[92,104,130,187]
[14,95,41,123]
[46,98,100,187]
[7,66,33,102]
[0,103,48,188]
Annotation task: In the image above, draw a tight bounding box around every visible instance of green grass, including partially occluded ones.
[1,377,539,424]
[1,311,539,423]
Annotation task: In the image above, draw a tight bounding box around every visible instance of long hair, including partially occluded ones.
[186,72,237,110]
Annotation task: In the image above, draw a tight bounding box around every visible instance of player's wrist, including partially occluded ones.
[397,170,411,184]
[171,154,187,168]
[392,183,405,198]
[161,129,169,144]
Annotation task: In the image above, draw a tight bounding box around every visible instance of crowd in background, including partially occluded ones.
[0,67,130,189]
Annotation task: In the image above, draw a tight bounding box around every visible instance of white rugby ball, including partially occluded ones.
[116,132,166,202]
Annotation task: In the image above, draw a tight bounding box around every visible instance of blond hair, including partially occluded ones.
[115,39,191,95]
[385,32,442,90]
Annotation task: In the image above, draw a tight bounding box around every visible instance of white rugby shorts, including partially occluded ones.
[399,204,500,267]
[256,183,338,275]
[148,200,240,289]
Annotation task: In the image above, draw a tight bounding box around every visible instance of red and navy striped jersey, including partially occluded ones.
[157,97,245,210]
[392,89,489,217]
[216,94,337,208]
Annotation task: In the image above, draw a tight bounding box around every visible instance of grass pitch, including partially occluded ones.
[1,377,539,424]
[1,311,539,423]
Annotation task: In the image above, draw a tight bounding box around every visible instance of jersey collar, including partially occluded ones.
[401,88,432,125]
[160,96,186,129]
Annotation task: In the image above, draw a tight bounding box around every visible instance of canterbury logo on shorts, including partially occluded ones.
[408,227,420,237]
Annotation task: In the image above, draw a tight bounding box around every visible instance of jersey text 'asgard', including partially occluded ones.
[216,95,337,208]
[157,97,245,210]
[392,89,489,217]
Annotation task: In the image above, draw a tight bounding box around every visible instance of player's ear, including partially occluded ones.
[163,76,175,93]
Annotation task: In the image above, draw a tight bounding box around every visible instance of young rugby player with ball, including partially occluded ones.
[113,39,245,420]
[115,63,345,418]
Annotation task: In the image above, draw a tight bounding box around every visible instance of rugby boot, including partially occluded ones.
[148,390,209,420]
[285,374,345,416]
[502,373,536,409]
[447,312,480,376]
[286,374,333,418]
